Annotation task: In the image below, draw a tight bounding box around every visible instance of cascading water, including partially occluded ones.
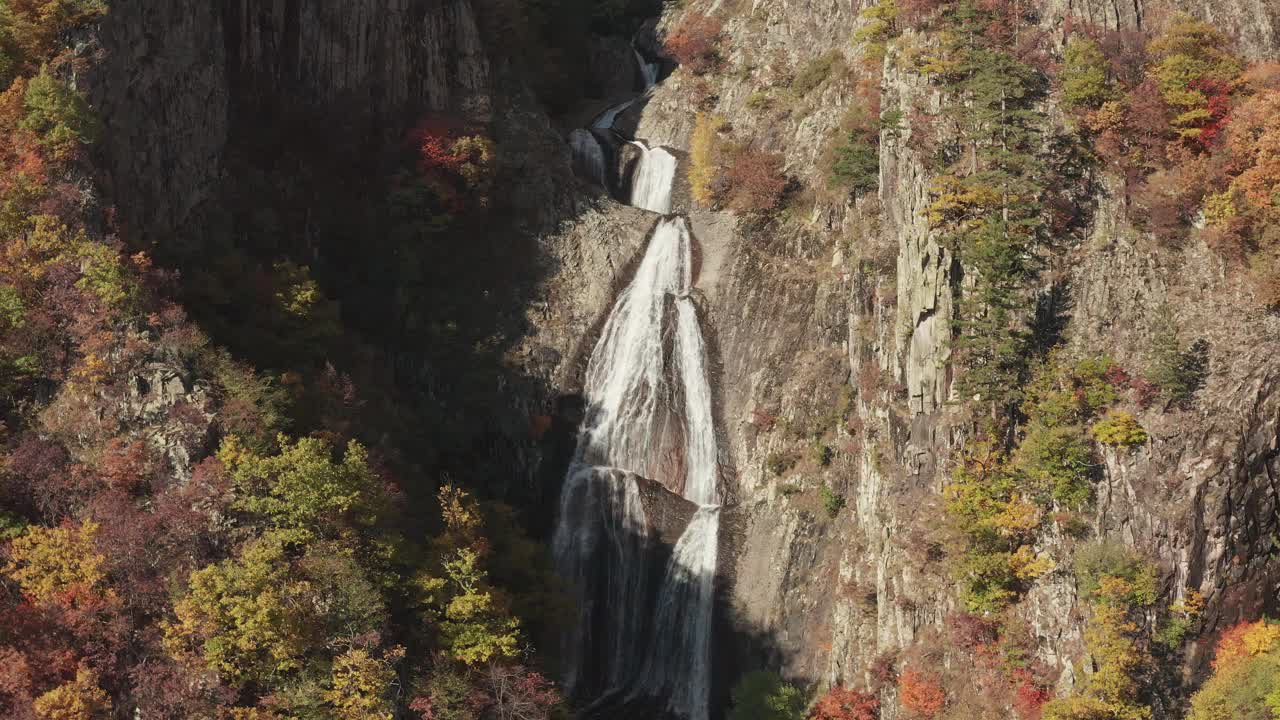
[592,99,634,130]
[554,31,720,720]
[569,129,607,186]
[633,505,720,719]
[576,217,692,480]
[552,465,651,694]
[629,141,677,214]
[675,298,719,506]
[634,47,660,88]
[554,215,722,720]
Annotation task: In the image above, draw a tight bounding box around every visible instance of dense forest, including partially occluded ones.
[0,0,1278,719]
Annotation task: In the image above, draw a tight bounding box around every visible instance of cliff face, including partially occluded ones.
[581,0,1280,714]
[80,0,1280,716]
[87,0,505,248]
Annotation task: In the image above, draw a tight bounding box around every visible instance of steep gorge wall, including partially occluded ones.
[75,0,1280,714]
[88,0,501,247]
[612,0,1280,714]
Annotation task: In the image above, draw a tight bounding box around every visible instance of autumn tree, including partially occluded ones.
[689,112,725,207]
[1146,15,1242,147]
[1043,546,1157,720]
[218,434,383,539]
[480,663,564,720]
[325,645,404,720]
[811,685,879,720]
[5,520,105,604]
[664,13,724,75]
[898,668,945,719]
[32,666,111,720]
[1061,35,1114,112]
[20,68,101,163]
[725,148,787,213]
[163,533,314,684]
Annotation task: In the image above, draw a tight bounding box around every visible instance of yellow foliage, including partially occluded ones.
[1090,410,1148,447]
[437,547,522,665]
[1171,589,1205,619]
[272,261,324,320]
[991,494,1041,538]
[5,521,105,603]
[450,135,497,206]
[926,175,1001,232]
[33,666,112,720]
[1010,544,1055,580]
[1201,190,1238,227]
[689,112,725,208]
[324,646,404,720]
[438,483,484,539]
[163,533,312,683]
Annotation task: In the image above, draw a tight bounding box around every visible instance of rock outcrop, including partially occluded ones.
[79,0,1280,715]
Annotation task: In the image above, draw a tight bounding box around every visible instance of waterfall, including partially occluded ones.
[592,99,635,130]
[629,141,677,214]
[676,298,718,506]
[552,465,651,694]
[634,48,659,88]
[569,129,606,185]
[576,216,691,479]
[633,506,720,720]
[555,38,721,720]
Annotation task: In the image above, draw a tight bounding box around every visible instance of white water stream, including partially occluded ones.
[554,33,718,720]
[628,141,677,214]
[569,129,607,186]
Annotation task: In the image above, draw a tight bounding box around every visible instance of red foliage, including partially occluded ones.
[127,655,231,720]
[947,612,999,651]
[1133,164,1204,244]
[664,14,724,75]
[1103,364,1131,388]
[95,438,158,494]
[975,0,1038,57]
[413,117,466,176]
[1106,79,1174,178]
[751,406,778,431]
[1189,77,1233,149]
[4,435,75,518]
[409,116,468,214]
[724,149,787,212]
[0,646,34,717]
[811,685,879,720]
[480,664,562,719]
[898,668,945,719]
[898,0,946,30]
[1211,621,1255,670]
[528,414,552,440]
[1128,375,1158,409]
[869,651,899,688]
[1011,669,1049,720]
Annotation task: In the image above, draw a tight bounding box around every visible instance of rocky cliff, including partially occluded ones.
[77,0,1280,717]
[598,1,1280,717]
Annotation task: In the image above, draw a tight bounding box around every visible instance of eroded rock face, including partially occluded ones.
[81,0,1280,712]
[598,0,1280,712]
[1036,0,1278,61]
[88,0,494,246]
[87,1,229,245]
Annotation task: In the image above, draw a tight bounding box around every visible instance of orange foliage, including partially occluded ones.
[664,14,724,75]
[1211,619,1280,670]
[724,149,787,212]
[1226,91,1280,216]
[898,668,945,719]
[811,685,879,720]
